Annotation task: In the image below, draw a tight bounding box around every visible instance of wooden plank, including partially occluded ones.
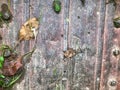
[0,0,28,90]
[10,0,30,90]
[99,0,119,90]
[68,0,106,90]
[19,0,64,90]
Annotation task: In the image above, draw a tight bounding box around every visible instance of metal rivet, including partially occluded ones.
[113,48,120,56]
[109,80,117,86]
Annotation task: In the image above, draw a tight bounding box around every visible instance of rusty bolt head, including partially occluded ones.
[113,48,120,56]
[109,80,117,86]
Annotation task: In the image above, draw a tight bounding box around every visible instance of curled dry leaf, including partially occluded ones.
[63,48,76,58]
[2,47,35,76]
[19,18,39,41]
[2,54,23,76]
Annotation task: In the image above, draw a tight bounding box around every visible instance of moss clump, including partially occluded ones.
[53,0,61,14]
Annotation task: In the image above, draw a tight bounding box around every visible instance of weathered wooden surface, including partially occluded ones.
[100,0,120,90]
[0,0,120,90]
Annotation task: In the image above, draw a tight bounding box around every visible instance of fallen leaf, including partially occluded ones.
[2,47,35,76]
[19,18,39,41]
[63,48,76,58]
[2,55,23,76]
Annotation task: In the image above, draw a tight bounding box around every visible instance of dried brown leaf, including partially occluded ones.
[19,18,39,41]
[2,48,35,76]
[2,55,23,76]
[63,48,76,58]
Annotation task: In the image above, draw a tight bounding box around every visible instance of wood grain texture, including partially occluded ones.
[0,0,119,90]
[69,0,105,90]
[100,0,120,90]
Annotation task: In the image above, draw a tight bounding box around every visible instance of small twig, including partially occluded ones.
[48,76,63,88]
[22,47,36,59]
[13,39,21,51]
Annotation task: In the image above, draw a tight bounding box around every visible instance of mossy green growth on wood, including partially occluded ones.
[53,0,61,14]
[0,56,4,69]
[0,12,3,17]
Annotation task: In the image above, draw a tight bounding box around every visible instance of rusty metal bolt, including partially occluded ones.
[113,48,120,56]
[109,80,117,86]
